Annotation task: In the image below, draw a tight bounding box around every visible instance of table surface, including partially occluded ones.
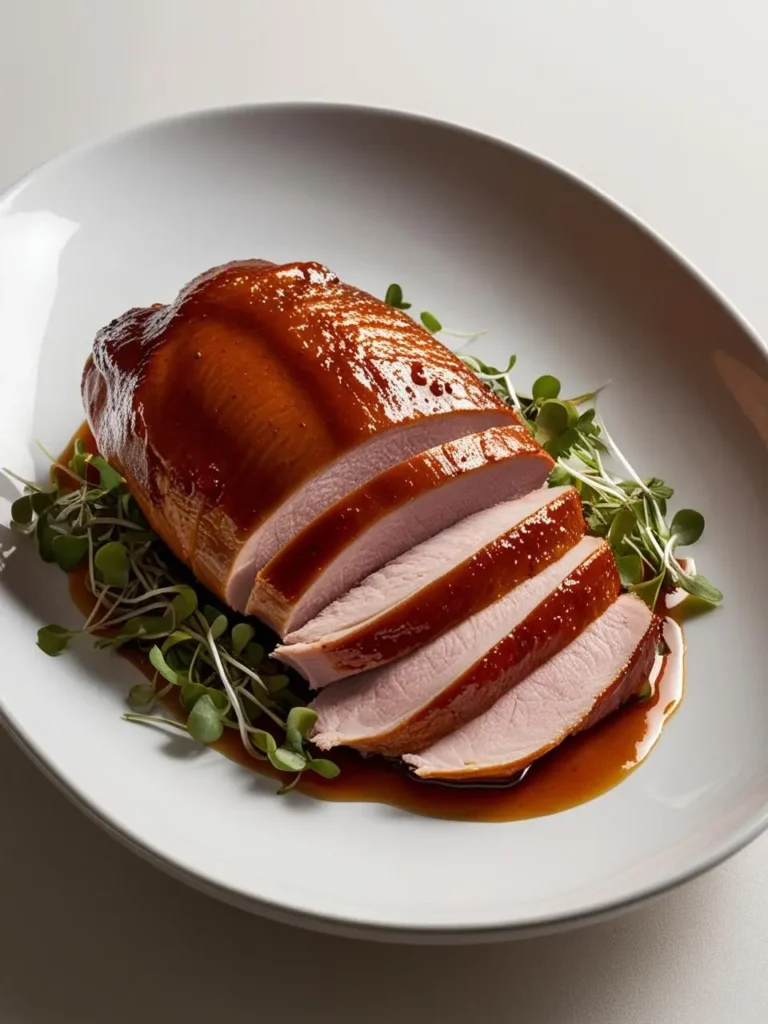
[1,2,766,1021]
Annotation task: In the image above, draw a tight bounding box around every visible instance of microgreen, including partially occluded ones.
[532,375,561,401]
[187,694,225,744]
[1,287,721,801]
[127,683,156,710]
[420,311,443,334]
[384,283,412,310]
[3,444,338,793]
[37,624,73,656]
[383,284,721,611]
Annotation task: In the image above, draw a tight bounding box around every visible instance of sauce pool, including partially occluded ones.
[61,424,686,823]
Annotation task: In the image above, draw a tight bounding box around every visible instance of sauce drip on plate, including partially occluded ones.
[61,423,685,823]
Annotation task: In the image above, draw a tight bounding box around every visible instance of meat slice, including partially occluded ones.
[404,595,660,780]
[247,424,553,636]
[83,259,518,610]
[275,486,584,687]
[311,536,619,756]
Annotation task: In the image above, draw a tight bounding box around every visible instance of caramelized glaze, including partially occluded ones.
[297,487,585,676]
[355,541,621,755]
[59,425,684,823]
[83,261,518,600]
[252,424,551,614]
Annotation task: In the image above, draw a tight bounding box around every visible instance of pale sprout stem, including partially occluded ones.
[237,683,287,729]
[89,599,172,632]
[123,713,188,732]
[556,460,626,501]
[590,444,613,487]
[218,649,277,700]
[83,530,109,631]
[661,533,681,584]
[595,413,646,490]
[641,496,669,565]
[442,327,488,341]
[86,516,144,531]
[112,584,181,606]
[205,628,261,759]
[82,586,108,631]
[502,373,523,412]
[128,547,154,592]
[188,643,202,684]
[624,536,656,570]
[597,413,669,537]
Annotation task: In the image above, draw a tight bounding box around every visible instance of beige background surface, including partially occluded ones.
[1,2,767,1021]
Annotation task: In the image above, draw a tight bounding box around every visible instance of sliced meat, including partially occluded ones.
[83,259,518,609]
[275,486,584,687]
[404,595,660,780]
[248,424,553,636]
[311,536,619,756]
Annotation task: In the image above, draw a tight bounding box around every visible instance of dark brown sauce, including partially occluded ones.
[61,424,686,823]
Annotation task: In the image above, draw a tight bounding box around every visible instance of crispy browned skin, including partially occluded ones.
[299,487,585,677]
[356,542,621,756]
[434,614,662,781]
[82,260,517,599]
[250,423,553,627]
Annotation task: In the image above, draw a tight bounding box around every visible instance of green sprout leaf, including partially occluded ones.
[37,624,73,656]
[284,706,316,753]
[264,673,290,695]
[127,683,156,710]
[94,540,129,587]
[420,310,442,333]
[31,490,56,515]
[384,283,411,309]
[52,533,89,571]
[180,681,228,713]
[161,631,191,655]
[120,615,173,640]
[69,439,88,477]
[148,645,179,685]
[286,706,317,738]
[186,694,224,744]
[670,509,705,548]
[543,426,580,459]
[170,585,197,624]
[308,758,341,779]
[532,375,561,400]
[36,513,57,563]
[88,455,123,492]
[243,640,265,667]
[616,553,643,587]
[231,622,255,657]
[208,613,228,641]
[677,572,723,605]
[535,399,578,442]
[251,730,277,755]
[547,465,572,487]
[268,746,307,773]
[11,494,34,524]
[608,506,636,552]
[630,572,665,611]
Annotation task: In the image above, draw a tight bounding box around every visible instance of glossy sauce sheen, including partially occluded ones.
[304,488,585,675]
[357,541,621,755]
[255,424,549,606]
[61,425,684,824]
[83,260,516,597]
